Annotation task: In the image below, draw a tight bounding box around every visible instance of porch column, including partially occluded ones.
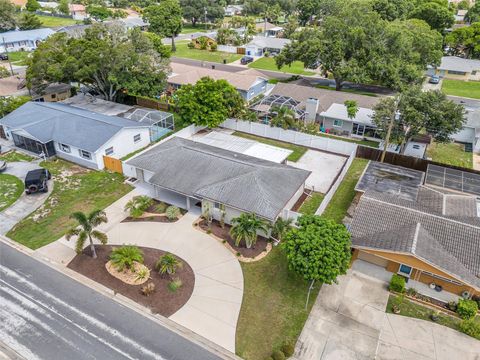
[186,197,191,210]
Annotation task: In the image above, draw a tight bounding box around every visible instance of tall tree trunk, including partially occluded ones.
[192,17,196,27]
[89,235,97,259]
[171,36,176,52]
[334,77,343,91]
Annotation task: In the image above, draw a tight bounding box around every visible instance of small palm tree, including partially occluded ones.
[156,254,181,276]
[270,217,293,242]
[230,213,269,249]
[109,245,144,271]
[124,195,153,218]
[66,210,108,258]
[270,106,298,130]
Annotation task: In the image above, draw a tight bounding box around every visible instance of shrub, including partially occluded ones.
[135,267,149,281]
[154,202,167,213]
[389,274,406,293]
[124,195,153,218]
[406,288,417,297]
[168,278,183,292]
[109,246,144,271]
[271,350,285,360]
[141,282,155,296]
[447,301,457,312]
[281,342,295,357]
[166,206,180,220]
[457,299,478,320]
[210,42,217,51]
[155,254,182,275]
[187,41,195,48]
[459,319,480,340]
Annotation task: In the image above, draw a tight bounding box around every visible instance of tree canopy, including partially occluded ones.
[372,86,466,145]
[409,1,454,32]
[466,2,480,24]
[446,22,480,59]
[26,24,170,101]
[371,0,415,21]
[180,0,225,26]
[143,0,183,51]
[175,77,245,128]
[282,215,351,285]
[25,0,40,12]
[0,96,31,117]
[18,12,42,30]
[0,0,17,32]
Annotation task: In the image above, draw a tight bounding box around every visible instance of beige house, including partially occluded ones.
[430,56,480,81]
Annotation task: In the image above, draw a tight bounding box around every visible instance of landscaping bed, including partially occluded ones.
[0,174,23,212]
[68,245,194,317]
[122,200,186,223]
[197,219,269,259]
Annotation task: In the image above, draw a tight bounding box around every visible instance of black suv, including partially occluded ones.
[25,169,51,195]
[0,53,8,61]
[240,56,254,65]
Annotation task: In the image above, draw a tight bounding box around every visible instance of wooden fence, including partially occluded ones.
[103,156,123,174]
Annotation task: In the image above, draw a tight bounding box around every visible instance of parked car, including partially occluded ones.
[0,160,6,172]
[240,56,254,65]
[0,53,8,61]
[24,169,51,195]
[429,75,440,84]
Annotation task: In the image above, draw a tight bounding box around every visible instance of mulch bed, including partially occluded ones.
[121,200,187,223]
[198,219,269,258]
[291,192,308,212]
[67,245,194,317]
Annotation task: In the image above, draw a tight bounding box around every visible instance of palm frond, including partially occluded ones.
[70,211,89,227]
[91,230,108,245]
[75,231,87,254]
[65,227,81,241]
[88,209,108,227]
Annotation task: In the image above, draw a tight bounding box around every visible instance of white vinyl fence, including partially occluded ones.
[315,150,357,216]
[221,119,358,156]
[217,45,239,53]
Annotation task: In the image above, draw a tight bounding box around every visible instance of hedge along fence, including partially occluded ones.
[221,118,358,156]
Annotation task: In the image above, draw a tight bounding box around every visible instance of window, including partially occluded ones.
[51,94,56,99]
[472,71,477,75]
[333,119,343,127]
[133,134,141,143]
[79,149,92,160]
[447,70,466,75]
[105,147,114,156]
[412,145,420,149]
[398,264,412,277]
[59,143,71,153]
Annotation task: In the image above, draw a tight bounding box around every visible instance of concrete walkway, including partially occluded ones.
[34,190,244,353]
[294,270,480,360]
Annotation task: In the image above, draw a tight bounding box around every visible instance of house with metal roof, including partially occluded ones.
[126,137,310,224]
[428,56,480,81]
[244,36,291,56]
[0,102,150,169]
[350,162,480,299]
[0,28,55,53]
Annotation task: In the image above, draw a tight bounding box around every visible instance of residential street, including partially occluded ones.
[0,242,225,360]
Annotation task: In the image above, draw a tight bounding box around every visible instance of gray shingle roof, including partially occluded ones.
[350,190,480,289]
[0,102,148,152]
[127,137,310,220]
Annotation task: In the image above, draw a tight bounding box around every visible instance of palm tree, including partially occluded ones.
[65,210,108,258]
[270,106,298,130]
[155,254,181,276]
[230,213,269,249]
[124,195,153,218]
[270,217,293,242]
[109,245,144,271]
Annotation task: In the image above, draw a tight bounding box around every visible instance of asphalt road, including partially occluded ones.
[0,242,224,360]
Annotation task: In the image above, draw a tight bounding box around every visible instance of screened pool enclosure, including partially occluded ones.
[125,109,175,141]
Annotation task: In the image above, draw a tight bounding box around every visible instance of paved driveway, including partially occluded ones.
[294,270,480,360]
[35,190,244,353]
[0,161,52,235]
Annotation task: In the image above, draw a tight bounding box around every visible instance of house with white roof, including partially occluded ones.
[225,4,243,16]
[0,28,55,53]
[428,56,480,81]
[244,36,291,56]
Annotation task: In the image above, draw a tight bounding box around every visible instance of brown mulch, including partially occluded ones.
[121,200,187,223]
[67,245,194,317]
[291,192,308,212]
[198,219,268,258]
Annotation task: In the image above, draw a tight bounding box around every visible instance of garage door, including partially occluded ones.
[357,251,388,268]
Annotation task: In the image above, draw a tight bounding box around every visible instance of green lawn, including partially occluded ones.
[442,79,480,100]
[316,131,380,148]
[37,15,80,28]
[232,131,308,162]
[236,247,320,360]
[0,150,34,162]
[180,24,215,34]
[4,51,30,65]
[426,142,473,169]
[298,192,324,215]
[8,159,132,249]
[322,158,369,223]
[172,42,242,63]
[248,57,315,75]
[0,174,23,212]
[387,294,480,340]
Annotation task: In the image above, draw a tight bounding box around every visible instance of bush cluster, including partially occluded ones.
[269,341,294,360]
[389,274,406,293]
[459,320,480,339]
[457,299,478,320]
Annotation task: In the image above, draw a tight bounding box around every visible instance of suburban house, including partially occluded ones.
[38,1,58,9]
[225,4,243,16]
[32,83,73,102]
[450,98,480,152]
[167,63,269,101]
[56,24,91,38]
[125,136,310,224]
[428,56,480,81]
[0,102,150,169]
[244,36,291,56]
[264,26,283,38]
[69,4,87,20]
[350,161,480,298]
[190,34,217,49]
[0,28,55,52]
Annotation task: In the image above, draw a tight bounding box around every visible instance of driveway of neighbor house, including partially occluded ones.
[0,161,52,235]
[294,269,480,360]
[34,190,244,353]
[288,150,347,193]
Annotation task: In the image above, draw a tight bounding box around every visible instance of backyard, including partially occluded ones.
[426,141,473,169]
[321,158,369,223]
[248,57,315,76]
[8,159,132,249]
[442,79,480,100]
[172,42,242,63]
[298,192,324,215]
[2,51,30,66]
[236,247,320,360]
[0,174,23,212]
[37,15,80,27]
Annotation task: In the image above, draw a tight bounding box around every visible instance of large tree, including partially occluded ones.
[276,5,442,90]
[409,1,454,32]
[465,2,480,24]
[175,77,245,128]
[58,0,70,15]
[66,210,108,258]
[180,0,224,27]
[143,0,183,52]
[25,0,41,12]
[372,86,466,147]
[0,96,30,117]
[446,22,480,59]
[17,12,42,30]
[26,24,170,101]
[297,0,343,25]
[371,0,416,21]
[282,215,351,285]
[0,0,17,32]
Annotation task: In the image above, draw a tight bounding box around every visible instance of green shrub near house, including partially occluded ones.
[389,274,406,293]
[457,299,478,320]
[459,319,480,339]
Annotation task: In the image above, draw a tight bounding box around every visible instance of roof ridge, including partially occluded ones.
[411,223,421,253]
[195,168,257,194]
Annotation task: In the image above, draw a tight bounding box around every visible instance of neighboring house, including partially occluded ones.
[190,34,217,50]
[168,63,269,101]
[32,83,72,102]
[450,98,480,151]
[0,102,150,169]
[428,56,480,81]
[244,36,290,56]
[38,1,59,9]
[9,0,26,7]
[455,9,468,23]
[0,28,55,53]
[225,4,243,16]
[350,183,480,298]
[403,135,431,159]
[264,26,283,38]
[69,4,87,20]
[117,17,148,30]
[125,136,310,224]
[56,24,91,38]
